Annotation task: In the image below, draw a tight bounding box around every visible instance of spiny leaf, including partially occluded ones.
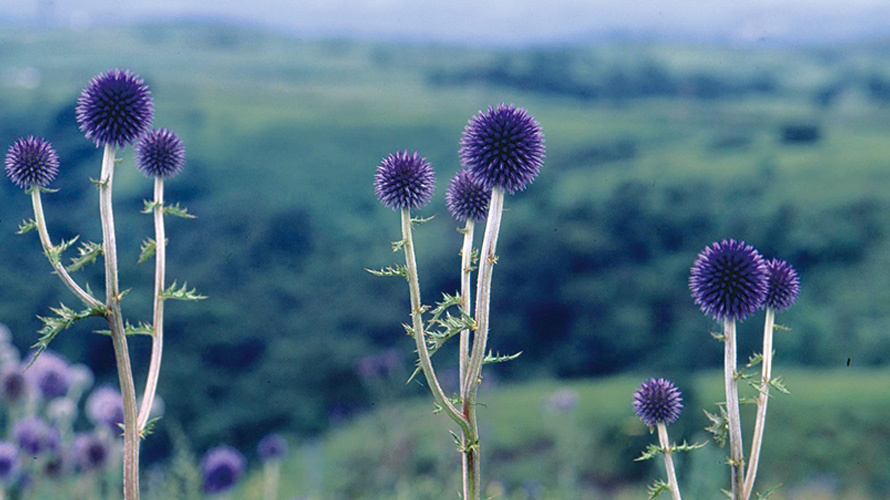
[391,238,407,252]
[138,238,157,264]
[710,330,725,341]
[67,241,103,272]
[635,443,662,462]
[32,303,105,362]
[160,282,207,301]
[94,320,155,337]
[704,406,729,448]
[164,202,195,219]
[773,323,791,332]
[365,264,408,279]
[483,350,522,364]
[46,235,80,267]
[647,479,670,500]
[747,352,764,368]
[410,215,435,226]
[140,416,163,439]
[142,200,161,213]
[17,218,37,234]
[769,376,790,394]
[756,484,783,500]
[673,440,708,453]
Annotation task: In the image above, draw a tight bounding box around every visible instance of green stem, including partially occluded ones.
[29,189,103,310]
[742,308,775,500]
[137,177,166,431]
[399,209,469,433]
[724,317,743,500]
[462,187,506,500]
[458,219,475,500]
[263,461,281,500]
[98,144,140,500]
[657,422,682,500]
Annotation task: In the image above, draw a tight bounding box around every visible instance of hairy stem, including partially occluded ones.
[657,422,682,500]
[742,308,776,500]
[458,219,475,500]
[724,317,743,500]
[98,144,140,500]
[462,187,506,500]
[137,178,166,431]
[30,189,103,310]
[399,209,469,434]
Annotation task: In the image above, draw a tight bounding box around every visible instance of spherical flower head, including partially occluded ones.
[374,150,436,211]
[24,350,71,399]
[73,433,110,471]
[689,239,768,322]
[633,378,683,427]
[0,365,29,403]
[445,169,492,223]
[201,445,246,494]
[86,386,125,431]
[0,441,19,484]
[13,417,60,457]
[459,103,545,194]
[257,433,288,462]
[76,69,154,148]
[135,128,186,178]
[764,258,800,313]
[5,136,60,189]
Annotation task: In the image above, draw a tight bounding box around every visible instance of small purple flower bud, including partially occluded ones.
[86,386,125,432]
[689,239,768,322]
[135,128,186,178]
[633,378,683,427]
[24,350,72,399]
[76,69,154,148]
[445,169,492,223]
[257,433,288,462]
[459,103,545,194]
[201,445,246,494]
[764,258,800,313]
[0,441,19,484]
[73,433,111,471]
[374,150,436,211]
[13,417,60,457]
[5,136,60,189]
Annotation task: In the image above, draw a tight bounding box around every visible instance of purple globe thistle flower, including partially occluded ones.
[374,150,436,211]
[445,168,492,223]
[0,441,19,484]
[73,433,111,472]
[689,239,768,322]
[257,433,288,462]
[24,350,72,399]
[764,258,800,313]
[5,136,60,189]
[0,365,29,403]
[75,69,154,148]
[201,445,246,495]
[86,386,125,432]
[135,128,186,178]
[633,378,684,427]
[459,103,545,194]
[13,417,60,457]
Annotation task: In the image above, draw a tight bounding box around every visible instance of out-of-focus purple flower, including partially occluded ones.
[69,364,95,394]
[689,239,768,322]
[544,388,579,414]
[135,128,186,178]
[73,433,111,472]
[633,378,684,427]
[0,365,29,403]
[47,397,77,424]
[201,445,246,494]
[445,168,492,223]
[0,441,19,484]
[43,453,67,479]
[86,386,125,432]
[76,69,154,148]
[459,103,545,194]
[764,258,800,313]
[374,150,436,211]
[257,433,288,462]
[5,136,60,189]
[13,417,60,457]
[24,350,72,399]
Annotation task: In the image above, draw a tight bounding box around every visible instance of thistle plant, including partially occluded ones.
[257,433,288,500]
[200,445,246,498]
[5,68,202,500]
[633,378,690,500]
[371,103,544,500]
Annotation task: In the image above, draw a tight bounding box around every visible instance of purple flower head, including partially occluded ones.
[135,128,186,178]
[257,433,288,462]
[0,441,19,484]
[13,417,60,457]
[5,136,60,189]
[633,378,683,427]
[459,103,545,194]
[76,69,154,148]
[374,150,436,211]
[24,350,72,399]
[0,365,29,403]
[73,433,111,472]
[764,258,800,313]
[86,386,125,432]
[445,169,492,223]
[689,239,768,322]
[201,445,246,494]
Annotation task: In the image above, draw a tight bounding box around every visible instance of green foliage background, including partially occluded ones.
[1,22,890,494]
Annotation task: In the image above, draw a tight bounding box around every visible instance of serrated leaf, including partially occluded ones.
[17,218,37,234]
[138,238,157,264]
[647,479,670,500]
[160,282,207,301]
[142,199,161,213]
[164,202,195,219]
[31,303,105,362]
[756,483,783,500]
[483,350,522,364]
[140,416,163,439]
[704,406,729,448]
[365,264,408,278]
[673,440,708,453]
[410,215,435,226]
[391,238,407,252]
[635,443,662,462]
[66,241,103,272]
[46,235,80,267]
[747,352,764,368]
[773,323,791,332]
[769,376,790,394]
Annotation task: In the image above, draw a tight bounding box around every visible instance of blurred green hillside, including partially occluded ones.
[2,22,890,458]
